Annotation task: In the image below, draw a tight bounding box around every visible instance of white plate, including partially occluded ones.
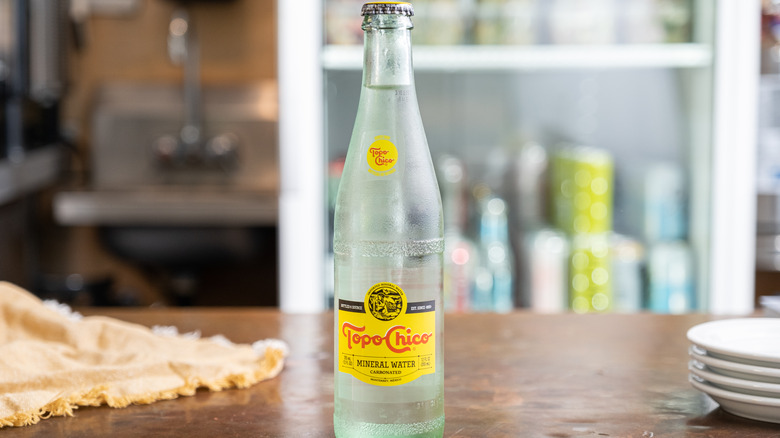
[689,375,780,423]
[689,347,780,384]
[689,361,780,397]
[687,318,780,367]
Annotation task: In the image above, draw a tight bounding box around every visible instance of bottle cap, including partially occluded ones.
[361,2,414,17]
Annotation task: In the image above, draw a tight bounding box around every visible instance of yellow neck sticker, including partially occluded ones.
[366,135,398,176]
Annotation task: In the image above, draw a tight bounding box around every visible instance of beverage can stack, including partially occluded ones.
[551,146,614,313]
[645,164,695,313]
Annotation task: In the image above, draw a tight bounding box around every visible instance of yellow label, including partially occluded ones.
[366,136,398,176]
[338,282,435,386]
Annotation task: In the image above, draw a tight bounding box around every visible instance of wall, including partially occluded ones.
[64,0,276,159]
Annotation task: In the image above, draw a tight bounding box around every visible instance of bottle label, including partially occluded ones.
[338,282,435,386]
[366,135,398,176]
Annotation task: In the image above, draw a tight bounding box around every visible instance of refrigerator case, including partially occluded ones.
[276,0,759,314]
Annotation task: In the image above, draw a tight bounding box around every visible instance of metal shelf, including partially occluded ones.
[54,189,278,226]
[322,43,713,71]
[0,146,66,206]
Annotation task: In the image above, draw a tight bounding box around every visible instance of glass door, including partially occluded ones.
[277,0,759,314]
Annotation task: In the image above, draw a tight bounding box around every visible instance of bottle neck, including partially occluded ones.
[361,14,414,88]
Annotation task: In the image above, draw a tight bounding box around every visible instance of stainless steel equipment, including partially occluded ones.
[53,5,278,305]
[88,82,278,195]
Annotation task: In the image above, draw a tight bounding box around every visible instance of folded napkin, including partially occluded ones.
[0,282,288,428]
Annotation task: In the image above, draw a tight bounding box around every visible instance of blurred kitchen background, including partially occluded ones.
[0,0,777,313]
[1,0,278,306]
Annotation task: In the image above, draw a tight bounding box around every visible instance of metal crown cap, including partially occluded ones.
[361,2,414,16]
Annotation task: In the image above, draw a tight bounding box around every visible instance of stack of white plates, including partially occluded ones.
[687,318,780,423]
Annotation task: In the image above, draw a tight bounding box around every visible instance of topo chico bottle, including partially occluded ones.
[332,2,445,437]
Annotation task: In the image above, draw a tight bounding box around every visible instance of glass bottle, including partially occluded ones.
[332,2,445,437]
[438,155,476,313]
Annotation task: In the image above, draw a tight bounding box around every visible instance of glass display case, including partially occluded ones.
[277,0,760,314]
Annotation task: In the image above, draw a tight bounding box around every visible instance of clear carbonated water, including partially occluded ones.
[333,241,444,438]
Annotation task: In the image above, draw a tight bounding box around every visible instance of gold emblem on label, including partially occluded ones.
[365,282,405,321]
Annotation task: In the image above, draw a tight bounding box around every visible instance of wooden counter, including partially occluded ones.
[3,310,779,437]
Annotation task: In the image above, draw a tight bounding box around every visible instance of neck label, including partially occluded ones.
[367,135,398,176]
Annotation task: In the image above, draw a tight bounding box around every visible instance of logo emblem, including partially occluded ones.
[366,135,398,176]
[365,282,406,321]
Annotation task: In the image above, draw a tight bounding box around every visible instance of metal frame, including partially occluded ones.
[707,0,760,314]
[277,0,326,312]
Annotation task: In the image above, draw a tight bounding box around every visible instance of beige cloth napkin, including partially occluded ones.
[0,282,287,428]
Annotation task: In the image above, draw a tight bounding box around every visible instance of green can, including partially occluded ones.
[551,146,614,235]
[569,233,612,313]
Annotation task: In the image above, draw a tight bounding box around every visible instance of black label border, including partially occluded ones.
[339,299,435,314]
[406,300,436,314]
[338,299,365,313]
